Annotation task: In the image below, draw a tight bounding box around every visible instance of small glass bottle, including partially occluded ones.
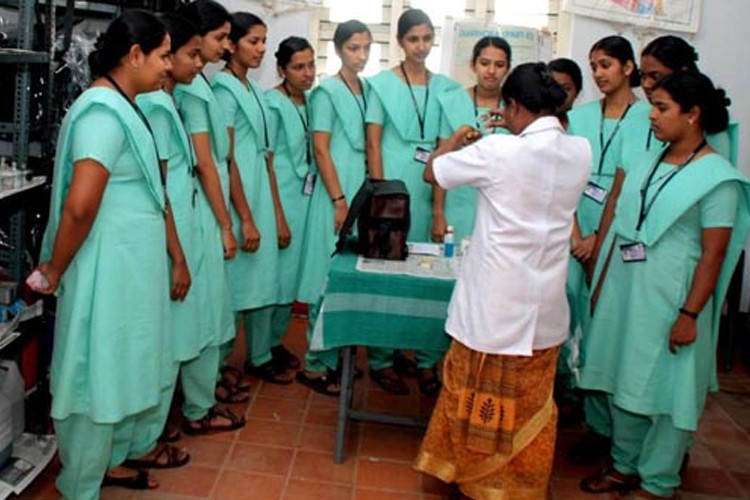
[443,225,455,258]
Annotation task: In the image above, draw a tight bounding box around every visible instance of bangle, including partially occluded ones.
[331,194,346,203]
[679,307,699,319]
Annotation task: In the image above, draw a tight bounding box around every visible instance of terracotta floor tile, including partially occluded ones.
[731,472,750,495]
[260,380,312,401]
[354,488,422,499]
[551,450,605,481]
[147,465,219,497]
[212,470,284,499]
[237,418,301,447]
[290,449,356,484]
[226,443,294,476]
[15,477,60,500]
[696,420,750,448]
[685,441,722,470]
[421,473,454,497]
[356,458,422,493]
[305,404,340,426]
[309,390,340,407]
[179,435,233,468]
[680,466,744,496]
[708,443,750,473]
[548,478,611,500]
[296,424,359,456]
[359,423,422,462]
[247,396,307,424]
[134,492,203,500]
[100,489,137,500]
[283,479,352,500]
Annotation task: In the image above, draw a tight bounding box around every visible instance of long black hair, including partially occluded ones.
[641,35,699,73]
[160,13,200,54]
[590,35,640,88]
[655,71,731,134]
[275,36,313,69]
[89,10,167,78]
[501,62,567,114]
[223,12,266,62]
[333,20,371,50]
[471,36,511,65]
[549,58,583,95]
[178,0,231,36]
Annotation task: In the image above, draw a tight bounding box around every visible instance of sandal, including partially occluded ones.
[580,467,640,494]
[123,443,190,469]
[159,426,181,444]
[296,370,341,397]
[370,367,410,395]
[220,365,252,392]
[102,468,157,490]
[272,344,301,370]
[393,351,418,377]
[183,405,246,435]
[245,359,294,385]
[215,379,251,404]
[417,367,441,397]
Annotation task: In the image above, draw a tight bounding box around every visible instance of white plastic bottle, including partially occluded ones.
[443,226,455,258]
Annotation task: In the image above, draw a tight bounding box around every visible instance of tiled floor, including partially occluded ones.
[17,316,750,499]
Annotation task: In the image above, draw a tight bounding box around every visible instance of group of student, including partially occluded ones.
[31,0,749,498]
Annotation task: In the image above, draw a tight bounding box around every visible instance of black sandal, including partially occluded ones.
[417,367,441,397]
[580,467,640,493]
[215,379,251,404]
[370,368,410,395]
[245,359,293,385]
[102,469,157,490]
[183,406,246,435]
[123,443,190,469]
[296,370,341,397]
[393,351,418,377]
[220,365,252,392]
[271,344,301,370]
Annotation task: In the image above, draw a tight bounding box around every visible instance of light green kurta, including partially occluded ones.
[138,90,205,362]
[580,153,750,431]
[436,87,508,243]
[41,88,169,423]
[297,76,368,304]
[211,72,279,311]
[174,76,235,346]
[266,87,313,303]
[564,99,652,374]
[366,70,461,242]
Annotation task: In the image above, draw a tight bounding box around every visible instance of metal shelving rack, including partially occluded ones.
[0,0,55,285]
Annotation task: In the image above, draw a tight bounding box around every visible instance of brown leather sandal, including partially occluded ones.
[123,443,190,469]
[183,406,246,435]
[580,467,640,493]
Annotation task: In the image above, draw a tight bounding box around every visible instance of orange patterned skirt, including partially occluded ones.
[414,340,560,499]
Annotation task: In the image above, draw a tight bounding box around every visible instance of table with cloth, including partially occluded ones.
[309,252,455,463]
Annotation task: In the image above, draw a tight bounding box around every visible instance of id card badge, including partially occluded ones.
[414,146,432,164]
[620,242,647,263]
[302,172,317,196]
[583,181,608,204]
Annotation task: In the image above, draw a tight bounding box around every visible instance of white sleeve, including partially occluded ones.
[433,136,494,190]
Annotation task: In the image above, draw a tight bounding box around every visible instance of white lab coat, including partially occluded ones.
[433,116,591,355]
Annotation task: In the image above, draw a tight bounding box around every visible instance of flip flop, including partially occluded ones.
[102,469,157,490]
[123,443,190,470]
[295,370,341,397]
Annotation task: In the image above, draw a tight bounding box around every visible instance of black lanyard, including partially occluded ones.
[338,71,367,124]
[281,80,312,166]
[104,74,166,197]
[597,99,633,175]
[400,62,430,140]
[472,85,502,132]
[636,139,707,232]
[226,65,270,152]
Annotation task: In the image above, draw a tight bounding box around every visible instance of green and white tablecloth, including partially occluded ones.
[310,253,455,351]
